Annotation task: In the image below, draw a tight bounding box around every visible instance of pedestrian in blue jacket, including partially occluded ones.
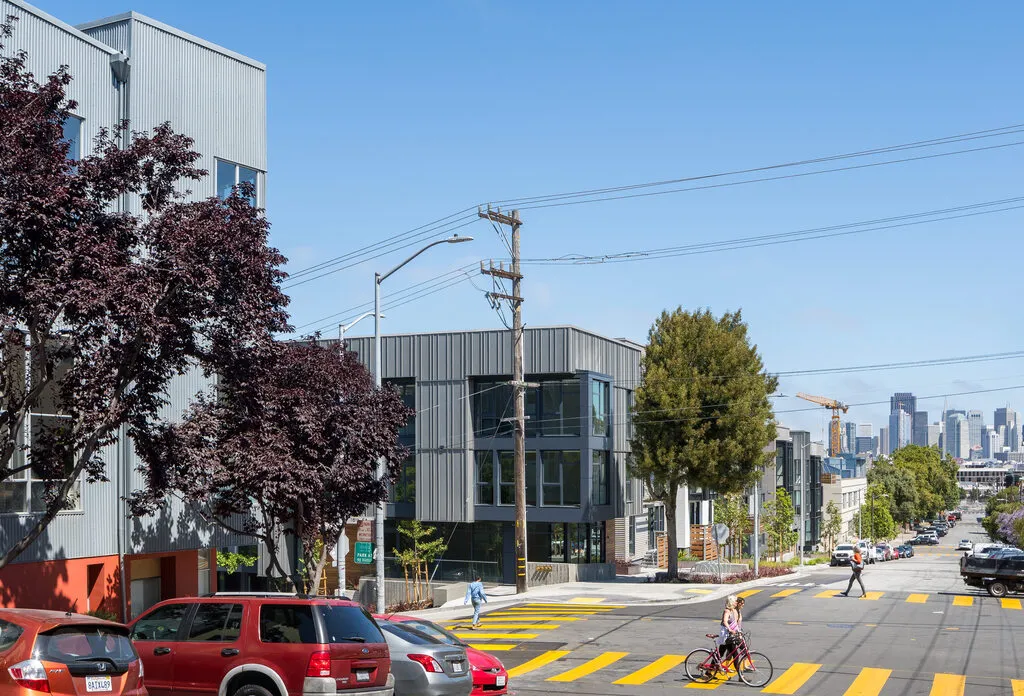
[465,576,488,628]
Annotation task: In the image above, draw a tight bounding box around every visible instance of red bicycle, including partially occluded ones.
[684,631,773,687]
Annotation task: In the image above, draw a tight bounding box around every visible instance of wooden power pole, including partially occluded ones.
[479,206,527,593]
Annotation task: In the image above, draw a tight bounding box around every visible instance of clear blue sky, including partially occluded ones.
[44,1,1024,439]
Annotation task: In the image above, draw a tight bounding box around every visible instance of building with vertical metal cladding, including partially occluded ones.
[0,0,265,618]
[341,326,650,585]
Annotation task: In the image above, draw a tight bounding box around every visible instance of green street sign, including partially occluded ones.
[354,542,373,565]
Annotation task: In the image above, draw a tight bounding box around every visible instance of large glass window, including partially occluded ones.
[472,381,514,437]
[475,451,494,505]
[591,451,609,506]
[387,381,415,442]
[591,381,609,436]
[530,378,580,437]
[260,604,317,644]
[216,159,259,206]
[497,451,537,506]
[541,451,581,507]
[62,115,82,160]
[391,455,416,505]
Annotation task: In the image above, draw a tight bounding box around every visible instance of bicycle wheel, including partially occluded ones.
[684,648,716,683]
[738,651,773,687]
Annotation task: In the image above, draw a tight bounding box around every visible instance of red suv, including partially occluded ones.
[129,594,393,696]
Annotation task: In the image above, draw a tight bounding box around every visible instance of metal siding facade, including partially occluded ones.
[415,380,472,522]
[80,16,266,210]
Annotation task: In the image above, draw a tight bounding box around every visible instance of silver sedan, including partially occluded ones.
[379,621,473,696]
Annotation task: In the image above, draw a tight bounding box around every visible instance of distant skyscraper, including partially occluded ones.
[995,408,1018,452]
[842,422,857,453]
[857,423,872,438]
[891,393,917,421]
[855,436,875,455]
[927,424,940,448]
[983,429,1001,458]
[945,412,970,459]
[912,411,929,447]
[967,410,984,452]
[889,410,912,452]
[880,426,891,456]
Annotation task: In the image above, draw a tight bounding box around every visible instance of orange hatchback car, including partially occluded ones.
[0,608,145,695]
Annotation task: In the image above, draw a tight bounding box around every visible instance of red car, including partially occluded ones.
[891,547,900,559]
[131,594,393,696]
[375,614,507,695]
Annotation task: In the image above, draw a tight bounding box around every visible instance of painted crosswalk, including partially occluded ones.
[502,650,1023,693]
[463,601,620,651]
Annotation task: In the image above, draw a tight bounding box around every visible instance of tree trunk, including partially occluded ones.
[665,488,679,578]
[308,538,330,596]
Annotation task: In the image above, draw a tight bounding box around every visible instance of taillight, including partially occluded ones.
[9,659,50,692]
[407,654,444,673]
[306,650,332,678]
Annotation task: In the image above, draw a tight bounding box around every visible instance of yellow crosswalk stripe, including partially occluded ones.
[523,603,622,609]
[929,673,965,696]
[843,667,891,696]
[815,590,841,598]
[469,644,515,651]
[686,589,715,594]
[684,674,728,689]
[737,589,762,598]
[952,596,974,607]
[762,662,821,694]
[479,616,581,622]
[447,624,559,631]
[567,597,605,604]
[507,650,570,678]
[1011,678,1024,696]
[771,588,802,598]
[860,591,884,601]
[907,594,929,604]
[1001,598,1023,610]
[547,651,628,682]
[500,608,602,614]
[454,632,538,640]
[612,655,687,685]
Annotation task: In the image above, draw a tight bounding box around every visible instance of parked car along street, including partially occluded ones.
[130,594,393,696]
[830,544,856,566]
[1,609,145,696]
[378,621,472,696]
[374,615,507,696]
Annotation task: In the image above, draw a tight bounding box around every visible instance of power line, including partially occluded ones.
[518,197,1024,267]
[282,122,1024,288]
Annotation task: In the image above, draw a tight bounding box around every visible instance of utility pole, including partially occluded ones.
[479,206,527,593]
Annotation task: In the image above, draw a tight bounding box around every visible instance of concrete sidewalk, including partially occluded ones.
[401,568,818,623]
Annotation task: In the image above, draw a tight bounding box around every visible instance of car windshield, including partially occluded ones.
[34,625,137,664]
[836,545,854,551]
[399,620,465,647]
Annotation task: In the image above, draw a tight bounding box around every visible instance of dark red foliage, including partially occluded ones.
[129,341,412,584]
[0,18,289,568]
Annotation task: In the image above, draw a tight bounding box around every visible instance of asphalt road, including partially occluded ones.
[465,514,1023,695]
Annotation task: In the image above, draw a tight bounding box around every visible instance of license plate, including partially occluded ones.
[86,676,112,693]
[496,675,506,687]
[452,661,464,673]
[355,671,370,683]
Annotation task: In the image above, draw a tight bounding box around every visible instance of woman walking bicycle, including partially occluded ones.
[684,630,773,687]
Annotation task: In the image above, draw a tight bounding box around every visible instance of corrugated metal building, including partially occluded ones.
[340,326,653,584]
[0,0,265,618]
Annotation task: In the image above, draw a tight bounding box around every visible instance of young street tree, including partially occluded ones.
[822,500,843,553]
[713,493,750,560]
[130,341,412,591]
[0,21,288,569]
[631,308,777,578]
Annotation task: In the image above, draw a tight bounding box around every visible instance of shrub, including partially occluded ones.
[685,565,793,584]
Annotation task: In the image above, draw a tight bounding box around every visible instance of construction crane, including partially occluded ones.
[795,392,849,457]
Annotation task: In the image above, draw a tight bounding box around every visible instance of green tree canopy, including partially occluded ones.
[866,456,918,526]
[852,484,897,541]
[631,308,777,577]
[822,500,843,552]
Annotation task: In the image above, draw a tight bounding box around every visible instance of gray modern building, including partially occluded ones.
[967,410,984,454]
[888,409,912,453]
[945,412,970,459]
[912,411,929,447]
[841,421,857,454]
[995,408,1019,452]
[0,0,265,618]
[342,326,650,585]
[891,393,917,422]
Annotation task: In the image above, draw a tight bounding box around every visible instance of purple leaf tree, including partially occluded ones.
[0,18,290,569]
[129,341,412,591]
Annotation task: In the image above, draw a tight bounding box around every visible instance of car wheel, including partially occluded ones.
[232,685,275,696]
[989,582,1008,598]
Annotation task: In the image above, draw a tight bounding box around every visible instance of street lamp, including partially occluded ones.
[339,311,379,342]
[373,235,473,614]
[798,442,811,568]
